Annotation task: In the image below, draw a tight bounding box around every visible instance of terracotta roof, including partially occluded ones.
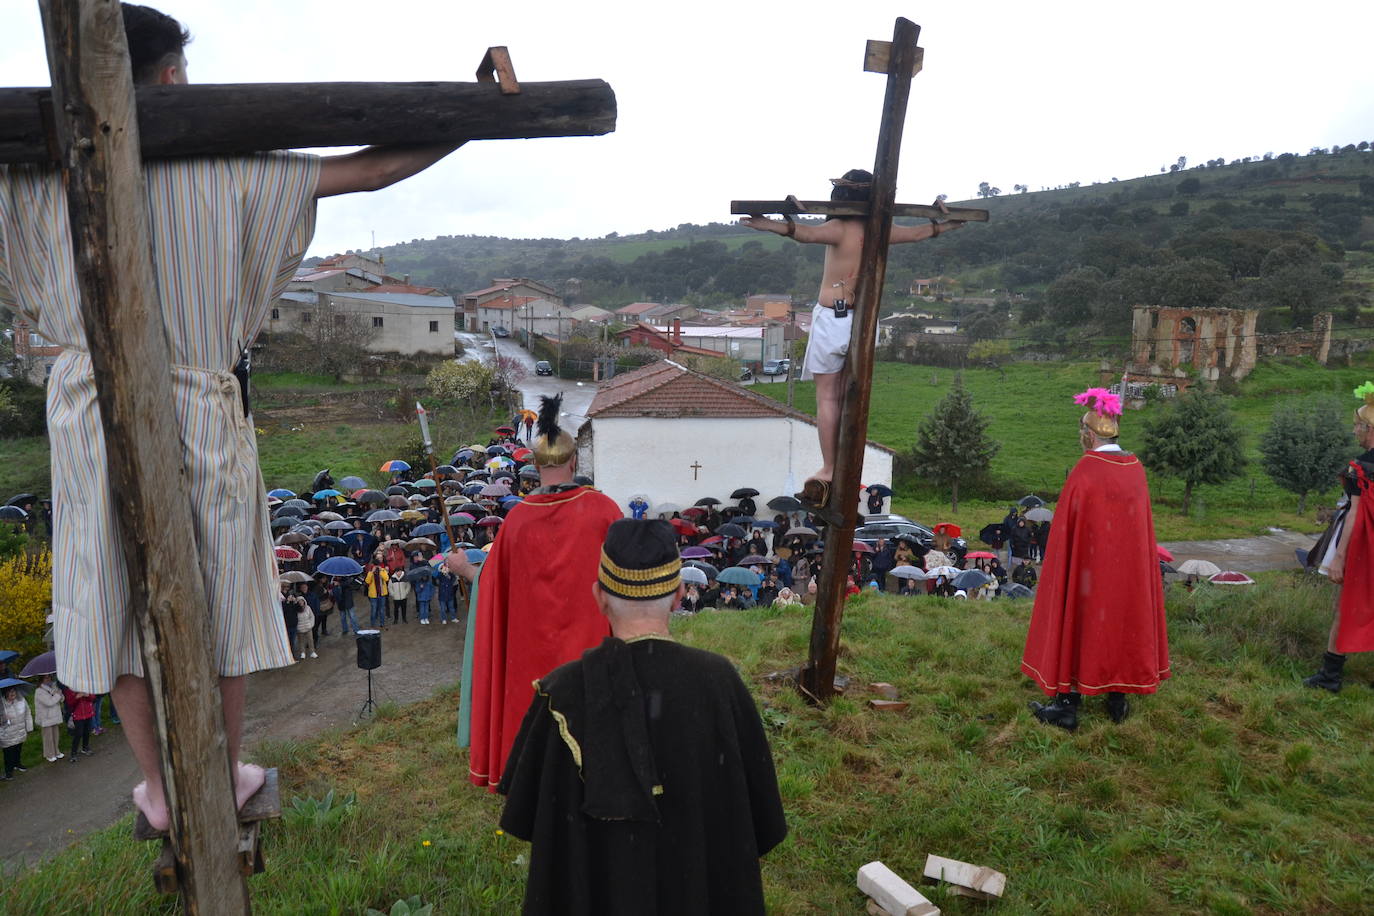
[585,361,896,454]
[370,283,439,295]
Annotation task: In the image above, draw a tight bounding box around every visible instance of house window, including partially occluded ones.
[429,321,439,333]
[335,315,346,326]
[372,317,384,328]
[270,308,279,320]
[301,311,312,324]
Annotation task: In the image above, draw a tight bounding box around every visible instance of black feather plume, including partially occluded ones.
[537,394,563,442]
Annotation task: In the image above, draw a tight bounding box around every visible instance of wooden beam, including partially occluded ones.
[475,46,521,95]
[0,78,616,163]
[799,17,921,703]
[864,40,925,76]
[730,199,988,222]
[38,1,248,912]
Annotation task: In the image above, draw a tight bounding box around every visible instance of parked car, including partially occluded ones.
[492,326,510,338]
[762,358,791,376]
[855,514,967,556]
[534,360,554,376]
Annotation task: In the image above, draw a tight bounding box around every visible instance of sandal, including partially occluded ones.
[795,479,845,528]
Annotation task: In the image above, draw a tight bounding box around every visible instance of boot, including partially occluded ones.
[1303,651,1345,693]
[1105,692,1130,724]
[1029,692,1080,731]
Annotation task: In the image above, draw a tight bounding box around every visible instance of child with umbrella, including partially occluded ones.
[0,681,34,779]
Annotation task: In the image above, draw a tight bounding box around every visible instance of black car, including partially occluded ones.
[492,326,510,338]
[534,360,554,376]
[855,514,967,554]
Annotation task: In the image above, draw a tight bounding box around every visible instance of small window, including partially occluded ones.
[335,315,346,326]
[301,311,312,324]
[270,308,280,320]
[429,321,439,333]
[372,317,384,328]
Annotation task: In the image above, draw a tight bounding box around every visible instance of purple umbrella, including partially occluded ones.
[19,650,56,677]
[680,546,713,559]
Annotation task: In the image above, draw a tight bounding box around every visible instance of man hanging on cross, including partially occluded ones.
[740,169,964,511]
[0,3,465,831]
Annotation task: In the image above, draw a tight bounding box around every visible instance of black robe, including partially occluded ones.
[499,637,788,916]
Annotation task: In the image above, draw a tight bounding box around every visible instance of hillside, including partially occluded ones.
[342,145,1374,325]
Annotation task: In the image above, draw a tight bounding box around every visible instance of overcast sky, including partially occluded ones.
[4,1,1372,258]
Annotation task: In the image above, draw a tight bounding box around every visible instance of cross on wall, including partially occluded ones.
[690,461,703,480]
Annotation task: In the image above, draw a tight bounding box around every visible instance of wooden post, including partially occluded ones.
[39,1,249,911]
[799,17,922,702]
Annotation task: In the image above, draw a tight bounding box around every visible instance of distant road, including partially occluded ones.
[453,331,597,429]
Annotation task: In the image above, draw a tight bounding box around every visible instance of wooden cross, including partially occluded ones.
[730,18,987,704]
[21,2,614,912]
[690,460,703,480]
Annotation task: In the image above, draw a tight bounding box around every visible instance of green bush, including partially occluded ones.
[0,379,46,438]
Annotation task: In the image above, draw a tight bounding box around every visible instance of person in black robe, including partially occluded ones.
[498,518,787,915]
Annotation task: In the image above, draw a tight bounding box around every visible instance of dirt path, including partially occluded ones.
[0,604,468,872]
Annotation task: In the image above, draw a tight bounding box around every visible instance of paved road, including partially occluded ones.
[454,331,597,429]
[1158,529,1315,573]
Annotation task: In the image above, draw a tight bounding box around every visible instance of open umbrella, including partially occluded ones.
[979,522,1010,546]
[270,517,295,529]
[19,651,56,677]
[785,526,819,539]
[367,509,402,523]
[338,475,368,491]
[451,448,474,463]
[0,677,34,692]
[312,488,342,500]
[681,506,708,518]
[694,497,721,507]
[953,569,993,590]
[766,495,802,513]
[698,535,723,546]
[324,520,353,532]
[0,650,18,664]
[732,516,757,527]
[273,506,305,519]
[683,560,719,579]
[279,570,314,583]
[512,448,533,462]
[1159,561,1179,575]
[851,541,874,554]
[386,495,410,508]
[670,518,697,536]
[933,523,962,538]
[1025,507,1054,523]
[730,487,760,499]
[519,466,541,480]
[267,488,295,500]
[355,489,386,505]
[309,536,347,548]
[405,537,437,551]
[0,506,26,522]
[495,425,516,435]
[317,556,363,576]
[680,546,713,559]
[283,498,311,509]
[274,546,303,561]
[926,565,960,578]
[316,510,344,522]
[1018,495,1045,509]
[276,531,310,545]
[717,566,761,587]
[476,516,504,527]
[449,512,476,526]
[410,522,445,537]
[384,485,409,496]
[865,484,893,497]
[1209,570,1255,585]
[1003,583,1034,599]
[716,523,747,539]
[1155,544,1174,563]
[965,551,997,560]
[412,478,437,489]
[738,555,774,566]
[680,566,709,586]
[379,459,411,473]
[5,493,37,507]
[891,565,926,580]
[486,445,509,456]
[400,509,426,521]
[480,483,511,497]
[1177,558,1221,577]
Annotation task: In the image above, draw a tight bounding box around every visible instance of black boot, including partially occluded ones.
[1303,651,1345,693]
[1105,691,1130,724]
[1029,692,1080,731]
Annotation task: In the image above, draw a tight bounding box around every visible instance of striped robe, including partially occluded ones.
[0,154,319,693]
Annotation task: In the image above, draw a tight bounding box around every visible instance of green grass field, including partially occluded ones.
[758,357,1374,542]
[5,573,1372,914]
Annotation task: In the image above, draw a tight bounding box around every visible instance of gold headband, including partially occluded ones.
[598,549,681,601]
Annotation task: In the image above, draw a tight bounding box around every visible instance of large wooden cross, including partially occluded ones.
[19,2,613,912]
[730,18,987,703]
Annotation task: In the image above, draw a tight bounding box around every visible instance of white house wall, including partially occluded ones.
[587,415,893,517]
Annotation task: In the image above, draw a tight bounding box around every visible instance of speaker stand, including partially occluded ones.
[358,668,378,720]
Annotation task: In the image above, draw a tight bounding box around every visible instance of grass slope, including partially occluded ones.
[757,357,1374,541]
[5,573,1372,914]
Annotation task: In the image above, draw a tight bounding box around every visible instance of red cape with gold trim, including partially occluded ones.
[1021,450,1170,696]
[1336,460,1374,652]
[468,486,623,790]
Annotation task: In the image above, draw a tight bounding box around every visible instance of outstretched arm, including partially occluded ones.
[889,220,964,244]
[738,215,846,245]
[316,142,465,199]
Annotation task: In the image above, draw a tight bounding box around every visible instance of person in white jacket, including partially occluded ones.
[0,686,34,779]
[296,601,317,660]
[34,675,65,762]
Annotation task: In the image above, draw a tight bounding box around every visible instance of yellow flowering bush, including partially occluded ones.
[0,550,52,659]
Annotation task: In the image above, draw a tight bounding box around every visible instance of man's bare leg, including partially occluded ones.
[114,673,262,832]
[812,370,846,482]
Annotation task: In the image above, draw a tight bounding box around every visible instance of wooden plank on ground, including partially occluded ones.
[923,853,1006,899]
[858,861,941,916]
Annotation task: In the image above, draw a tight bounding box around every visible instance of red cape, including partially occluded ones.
[1336,462,1374,652]
[1021,450,1170,696]
[468,486,623,789]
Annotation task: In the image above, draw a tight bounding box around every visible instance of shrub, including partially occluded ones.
[425,361,493,402]
[0,550,52,661]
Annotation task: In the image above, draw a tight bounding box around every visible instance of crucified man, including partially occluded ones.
[1,3,463,832]
[739,168,964,509]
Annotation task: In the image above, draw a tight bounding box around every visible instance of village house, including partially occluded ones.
[577,360,894,515]
[270,289,456,356]
[615,302,701,323]
[744,294,793,320]
[615,320,787,366]
[5,316,62,383]
[483,294,579,339]
[460,278,561,332]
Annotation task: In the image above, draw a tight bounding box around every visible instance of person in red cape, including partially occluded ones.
[1302,383,1374,691]
[1020,388,1169,730]
[465,394,623,789]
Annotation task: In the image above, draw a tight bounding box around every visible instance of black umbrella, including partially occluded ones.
[1160,560,1178,575]
[716,523,747,539]
[270,517,295,529]
[311,469,334,492]
[355,489,386,505]
[1003,583,1034,599]
[695,497,721,507]
[273,505,305,518]
[385,485,409,496]
[865,484,893,497]
[5,493,37,507]
[0,506,27,522]
[1018,495,1045,509]
[730,487,760,499]
[766,495,802,512]
[979,523,1010,547]
[733,516,757,527]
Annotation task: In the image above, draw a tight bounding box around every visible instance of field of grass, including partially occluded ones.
[757,356,1374,542]
[6,573,1373,914]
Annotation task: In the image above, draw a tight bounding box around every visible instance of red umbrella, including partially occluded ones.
[699,535,723,546]
[670,518,697,535]
[1155,545,1174,562]
[274,546,302,561]
[681,506,708,518]
[1208,570,1255,585]
[476,516,504,527]
[852,541,874,553]
[512,448,533,462]
[933,523,962,537]
[965,550,996,560]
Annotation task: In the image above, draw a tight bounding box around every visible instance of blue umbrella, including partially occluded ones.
[316,556,364,576]
[0,650,18,664]
[500,495,523,506]
[313,489,342,500]
[0,677,34,692]
[449,512,476,526]
[338,476,368,490]
[717,567,761,587]
[462,484,484,497]
[465,548,488,565]
[410,523,445,537]
[309,535,347,546]
[267,488,295,499]
[750,520,777,529]
[952,569,992,590]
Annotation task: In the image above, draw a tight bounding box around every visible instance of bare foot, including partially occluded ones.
[235,762,266,811]
[133,781,170,832]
